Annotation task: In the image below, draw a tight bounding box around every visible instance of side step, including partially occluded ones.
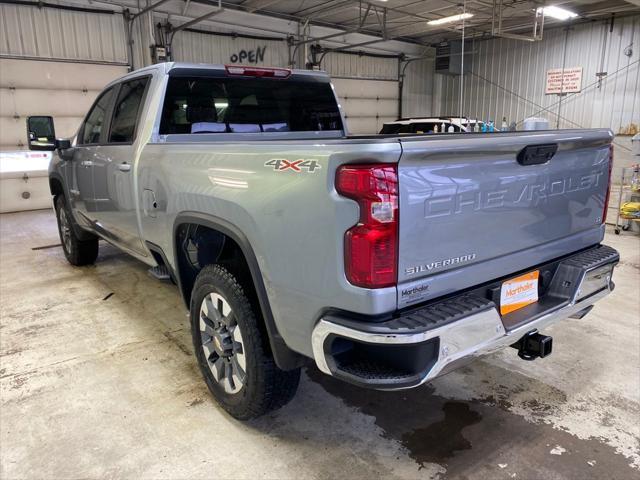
[148,265,172,282]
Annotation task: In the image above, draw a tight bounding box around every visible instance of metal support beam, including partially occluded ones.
[491,0,544,42]
[168,2,224,34]
[241,0,285,13]
[131,0,172,21]
[292,3,372,47]
[299,1,358,20]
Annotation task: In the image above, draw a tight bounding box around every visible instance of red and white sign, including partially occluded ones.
[545,67,583,94]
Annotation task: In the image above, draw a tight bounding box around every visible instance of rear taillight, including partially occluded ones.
[336,164,398,288]
[224,65,291,78]
[603,145,613,224]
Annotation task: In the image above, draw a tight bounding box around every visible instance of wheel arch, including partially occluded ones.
[49,173,64,197]
[172,212,304,370]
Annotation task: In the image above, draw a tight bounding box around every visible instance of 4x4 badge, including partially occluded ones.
[265,158,321,173]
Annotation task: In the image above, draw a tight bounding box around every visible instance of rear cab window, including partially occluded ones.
[159,72,343,136]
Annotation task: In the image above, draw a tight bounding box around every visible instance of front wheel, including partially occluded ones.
[190,264,300,419]
[55,195,99,266]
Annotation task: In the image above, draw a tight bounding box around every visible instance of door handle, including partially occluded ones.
[517,144,557,165]
[80,160,93,167]
[118,163,131,172]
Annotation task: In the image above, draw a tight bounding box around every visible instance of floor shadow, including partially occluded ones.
[294,366,636,479]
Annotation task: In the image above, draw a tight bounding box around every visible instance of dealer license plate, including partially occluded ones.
[500,270,539,315]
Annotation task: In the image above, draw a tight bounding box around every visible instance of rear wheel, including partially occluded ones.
[55,195,99,266]
[190,264,300,419]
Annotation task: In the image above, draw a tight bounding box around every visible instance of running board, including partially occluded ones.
[148,265,172,282]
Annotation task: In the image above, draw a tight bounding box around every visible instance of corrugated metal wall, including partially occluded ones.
[0,3,128,64]
[170,28,289,67]
[402,57,435,118]
[438,15,640,132]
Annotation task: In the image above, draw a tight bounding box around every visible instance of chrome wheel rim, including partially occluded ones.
[199,292,246,394]
[59,207,72,253]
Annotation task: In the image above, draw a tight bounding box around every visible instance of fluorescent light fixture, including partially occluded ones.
[427,13,473,26]
[537,5,578,20]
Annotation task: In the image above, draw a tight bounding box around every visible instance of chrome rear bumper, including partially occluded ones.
[311,245,619,390]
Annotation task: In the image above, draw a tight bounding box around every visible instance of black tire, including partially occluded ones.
[54,195,99,266]
[190,264,300,420]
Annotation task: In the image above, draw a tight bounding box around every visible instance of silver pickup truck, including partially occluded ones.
[27,63,619,420]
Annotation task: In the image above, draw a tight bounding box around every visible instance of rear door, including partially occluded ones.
[396,130,612,306]
[91,76,150,256]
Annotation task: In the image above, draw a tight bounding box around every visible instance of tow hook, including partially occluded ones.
[511,331,553,361]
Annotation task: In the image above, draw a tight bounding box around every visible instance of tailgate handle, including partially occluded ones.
[517,144,557,165]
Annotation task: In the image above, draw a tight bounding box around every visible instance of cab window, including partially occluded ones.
[80,88,115,145]
[109,77,149,143]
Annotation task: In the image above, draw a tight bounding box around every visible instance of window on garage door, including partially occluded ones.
[109,77,150,143]
[79,87,116,145]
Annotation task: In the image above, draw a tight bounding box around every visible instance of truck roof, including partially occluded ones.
[107,62,329,88]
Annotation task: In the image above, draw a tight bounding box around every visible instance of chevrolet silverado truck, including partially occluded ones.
[27,63,619,420]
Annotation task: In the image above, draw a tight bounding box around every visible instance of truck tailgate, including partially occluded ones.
[396,129,612,308]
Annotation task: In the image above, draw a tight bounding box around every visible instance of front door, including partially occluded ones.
[66,87,116,228]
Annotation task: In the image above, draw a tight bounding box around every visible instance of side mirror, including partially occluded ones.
[26,116,56,151]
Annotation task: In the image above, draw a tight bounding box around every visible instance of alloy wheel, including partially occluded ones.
[199,292,246,394]
[59,207,72,253]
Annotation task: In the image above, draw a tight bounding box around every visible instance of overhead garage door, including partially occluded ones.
[322,53,399,135]
[331,78,399,135]
[0,59,127,213]
[0,58,128,151]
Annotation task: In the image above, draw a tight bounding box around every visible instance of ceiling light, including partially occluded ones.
[427,13,474,26]
[537,6,578,21]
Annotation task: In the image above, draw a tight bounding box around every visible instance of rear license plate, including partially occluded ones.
[500,270,539,315]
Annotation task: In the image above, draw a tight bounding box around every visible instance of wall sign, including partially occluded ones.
[545,67,583,94]
[230,46,266,64]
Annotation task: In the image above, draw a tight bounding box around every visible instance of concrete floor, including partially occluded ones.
[1,209,638,480]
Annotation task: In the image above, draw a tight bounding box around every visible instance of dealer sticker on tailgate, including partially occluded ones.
[500,271,539,315]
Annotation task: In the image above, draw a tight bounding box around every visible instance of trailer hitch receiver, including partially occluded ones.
[512,331,553,361]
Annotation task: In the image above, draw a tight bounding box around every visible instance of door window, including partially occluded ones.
[80,88,115,145]
[109,77,150,143]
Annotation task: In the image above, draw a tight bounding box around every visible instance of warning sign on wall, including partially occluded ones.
[545,67,583,94]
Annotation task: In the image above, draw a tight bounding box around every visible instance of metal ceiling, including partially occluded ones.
[215,0,640,45]
[7,0,637,54]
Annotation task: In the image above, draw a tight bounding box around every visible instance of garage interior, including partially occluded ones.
[1,1,639,479]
